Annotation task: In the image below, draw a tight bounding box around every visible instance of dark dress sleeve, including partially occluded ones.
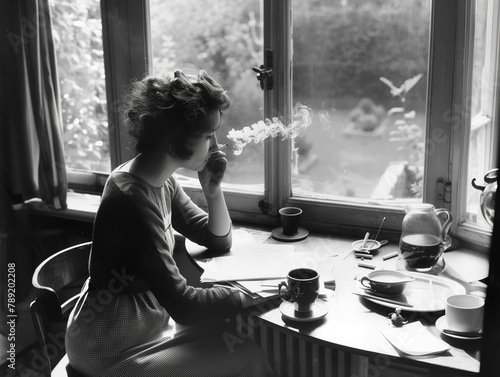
[89,177,241,325]
[167,177,232,251]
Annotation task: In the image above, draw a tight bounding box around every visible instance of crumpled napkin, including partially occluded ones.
[381,321,449,356]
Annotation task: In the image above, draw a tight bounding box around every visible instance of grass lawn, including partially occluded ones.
[292,108,424,199]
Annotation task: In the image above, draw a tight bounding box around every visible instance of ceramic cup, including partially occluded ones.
[360,270,414,296]
[278,268,320,316]
[279,207,303,236]
[445,294,484,333]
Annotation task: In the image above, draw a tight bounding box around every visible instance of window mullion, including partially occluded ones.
[263,0,292,215]
[101,0,150,169]
[487,0,500,166]
[449,1,474,236]
[454,0,498,246]
[262,0,278,217]
[424,0,463,210]
[279,0,293,209]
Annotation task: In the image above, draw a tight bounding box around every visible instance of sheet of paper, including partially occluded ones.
[232,228,271,244]
[381,321,449,356]
[200,243,309,282]
[444,248,489,282]
[186,228,272,255]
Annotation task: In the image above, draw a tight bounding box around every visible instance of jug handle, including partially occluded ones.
[471,178,485,192]
[484,168,498,184]
[435,208,453,247]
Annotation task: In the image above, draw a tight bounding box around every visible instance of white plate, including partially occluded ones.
[356,271,466,312]
[435,315,483,340]
[279,299,328,322]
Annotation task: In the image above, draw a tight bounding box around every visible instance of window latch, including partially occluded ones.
[252,48,273,90]
[436,177,451,204]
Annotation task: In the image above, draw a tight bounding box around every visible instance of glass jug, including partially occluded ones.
[399,204,453,271]
[471,168,497,227]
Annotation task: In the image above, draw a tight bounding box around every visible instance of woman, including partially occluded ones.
[66,69,276,376]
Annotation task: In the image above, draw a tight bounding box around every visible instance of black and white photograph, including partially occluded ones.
[1,1,499,376]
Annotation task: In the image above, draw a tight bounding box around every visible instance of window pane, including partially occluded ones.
[50,0,111,173]
[149,0,264,190]
[466,0,498,227]
[291,0,430,203]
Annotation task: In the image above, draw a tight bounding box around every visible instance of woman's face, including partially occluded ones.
[180,112,221,172]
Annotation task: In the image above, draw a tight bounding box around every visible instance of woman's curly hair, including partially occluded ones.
[123,69,231,159]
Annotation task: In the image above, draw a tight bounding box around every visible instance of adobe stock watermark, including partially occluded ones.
[349,310,441,377]
[222,241,337,354]
[340,0,404,60]
[222,298,277,354]
[7,5,51,54]
[350,312,439,377]
[11,267,133,377]
[426,88,497,160]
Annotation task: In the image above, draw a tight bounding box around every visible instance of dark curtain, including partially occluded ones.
[1,0,67,209]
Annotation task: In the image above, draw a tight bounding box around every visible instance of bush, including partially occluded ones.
[292,0,429,110]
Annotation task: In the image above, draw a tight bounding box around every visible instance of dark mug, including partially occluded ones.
[279,207,302,236]
[278,268,320,316]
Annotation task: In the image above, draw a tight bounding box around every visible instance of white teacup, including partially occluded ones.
[360,270,414,296]
[445,294,484,333]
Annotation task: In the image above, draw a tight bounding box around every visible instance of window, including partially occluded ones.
[58,0,498,246]
[452,0,499,245]
[291,1,430,203]
[465,0,499,227]
[50,0,110,173]
[149,0,265,191]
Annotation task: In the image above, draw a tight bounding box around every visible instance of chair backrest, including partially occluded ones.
[30,241,92,377]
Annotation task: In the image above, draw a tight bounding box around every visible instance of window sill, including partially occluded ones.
[26,191,100,222]
[24,190,492,260]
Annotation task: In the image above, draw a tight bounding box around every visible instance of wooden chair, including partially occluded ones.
[29,235,195,377]
[30,242,92,377]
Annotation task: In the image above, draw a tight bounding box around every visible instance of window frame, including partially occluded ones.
[65,0,497,247]
[65,0,150,193]
[100,0,150,169]
[450,0,499,247]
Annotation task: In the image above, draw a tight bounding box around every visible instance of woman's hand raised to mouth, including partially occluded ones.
[198,150,227,199]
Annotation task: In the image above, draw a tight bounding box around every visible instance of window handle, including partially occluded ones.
[436,177,451,204]
[252,48,273,90]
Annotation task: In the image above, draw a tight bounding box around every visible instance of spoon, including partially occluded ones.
[373,216,386,241]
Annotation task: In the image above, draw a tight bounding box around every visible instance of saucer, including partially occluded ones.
[435,315,482,340]
[352,239,388,252]
[271,226,309,242]
[279,299,328,322]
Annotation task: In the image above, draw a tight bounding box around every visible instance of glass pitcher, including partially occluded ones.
[399,204,453,271]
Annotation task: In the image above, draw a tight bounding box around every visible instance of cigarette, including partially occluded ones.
[429,279,435,303]
[211,143,229,155]
[355,253,373,259]
[358,262,377,269]
[382,251,399,261]
[360,232,370,249]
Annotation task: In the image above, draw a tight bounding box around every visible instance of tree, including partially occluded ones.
[50,0,109,172]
